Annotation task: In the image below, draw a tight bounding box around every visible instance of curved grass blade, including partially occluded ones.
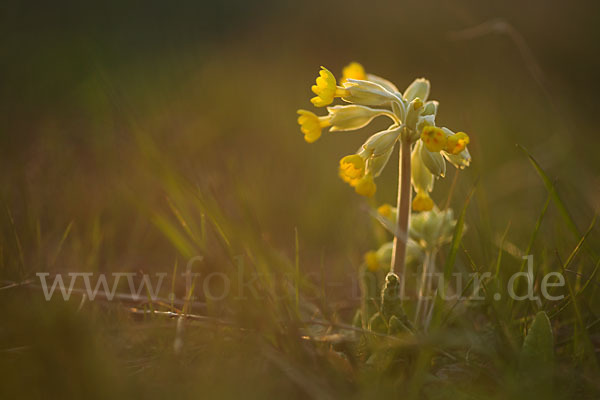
[517,144,579,238]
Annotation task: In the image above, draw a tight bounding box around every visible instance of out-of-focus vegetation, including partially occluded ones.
[1,0,599,398]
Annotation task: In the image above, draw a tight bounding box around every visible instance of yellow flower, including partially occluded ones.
[364,250,380,271]
[354,173,376,197]
[377,203,397,222]
[377,203,393,218]
[310,67,347,107]
[341,62,366,83]
[421,127,470,155]
[412,191,434,212]
[339,154,365,185]
[444,132,470,155]
[340,155,378,197]
[297,109,330,143]
[420,126,447,153]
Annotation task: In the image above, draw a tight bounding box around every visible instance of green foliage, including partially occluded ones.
[516,311,555,398]
[520,311,554,369]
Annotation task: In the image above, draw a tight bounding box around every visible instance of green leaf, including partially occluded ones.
[520,311,554,368]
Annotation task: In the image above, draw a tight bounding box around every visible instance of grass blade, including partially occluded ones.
[517,144,579,238]
[5,206,25,277]
[442,183,476,285]
[50,221,74,268]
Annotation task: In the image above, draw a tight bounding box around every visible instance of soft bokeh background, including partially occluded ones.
[1,0,599,398]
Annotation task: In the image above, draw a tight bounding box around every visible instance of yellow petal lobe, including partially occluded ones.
[339,154,365,184]
[354,174,376,197]
[310,67,337,107]
[297,109,325,143]
[420,126,447,153]
[444,132,470,155]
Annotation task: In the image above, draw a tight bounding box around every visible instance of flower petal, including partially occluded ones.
[366,73,399,93]
[403,78,430,102]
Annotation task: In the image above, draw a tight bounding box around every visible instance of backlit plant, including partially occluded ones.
[297,62,472,279]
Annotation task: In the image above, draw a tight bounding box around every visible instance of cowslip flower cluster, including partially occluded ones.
[297,62,471,211]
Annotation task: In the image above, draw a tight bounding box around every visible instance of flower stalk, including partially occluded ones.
[391,137,412,276]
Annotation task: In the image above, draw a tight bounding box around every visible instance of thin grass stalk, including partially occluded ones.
[415,250,436,326]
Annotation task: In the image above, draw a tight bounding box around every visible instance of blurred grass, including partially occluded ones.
[1,0,600,398]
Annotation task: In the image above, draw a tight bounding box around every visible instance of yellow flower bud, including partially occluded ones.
[420,126,447,153]
[341,62,366,83]
[412,98,424,110]
[412,191,434,212]
[405,97,424,132]
[444,132,470,155]
[354,173,376,197]
[297,109,330,143]
[364,250,380,272]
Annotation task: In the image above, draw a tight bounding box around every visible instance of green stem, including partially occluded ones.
[414,250,431,325]
[391,138,412,276]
